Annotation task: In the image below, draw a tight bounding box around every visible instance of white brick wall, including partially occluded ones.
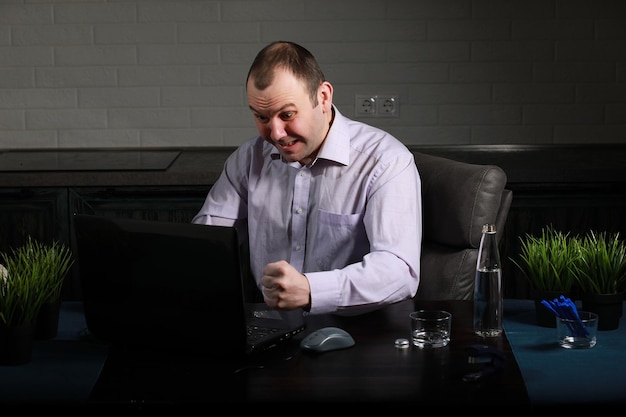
[0,0,625,150]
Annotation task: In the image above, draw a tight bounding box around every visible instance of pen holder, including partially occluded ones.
[556,311,598,349]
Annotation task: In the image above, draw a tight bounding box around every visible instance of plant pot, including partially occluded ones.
[581,291,624,331]
[0,325,35,366]
[531,289,573,328]
[35,300,62,340]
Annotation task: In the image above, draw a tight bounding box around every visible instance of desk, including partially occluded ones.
[7,300,625,408]
[503,299,626,406]
[1,300,530,408]
[88,299,529,408]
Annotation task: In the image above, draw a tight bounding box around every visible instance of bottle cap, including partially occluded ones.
[394,338,410,349]
[482,224,496,233]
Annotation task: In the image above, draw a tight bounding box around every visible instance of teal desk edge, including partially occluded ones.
[503,299,626,406]
[0,302,108,405]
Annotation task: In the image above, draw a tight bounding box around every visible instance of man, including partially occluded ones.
[192,41,422,315]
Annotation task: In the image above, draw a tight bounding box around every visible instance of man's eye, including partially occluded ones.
[281,111,294,120]
[255,114,268,122]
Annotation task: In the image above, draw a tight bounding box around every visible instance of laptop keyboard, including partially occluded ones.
[246,324,279,342]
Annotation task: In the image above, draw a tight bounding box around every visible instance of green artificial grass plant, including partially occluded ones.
[0,237,74,327]
[570,231,626,295]
[511,225,579,293]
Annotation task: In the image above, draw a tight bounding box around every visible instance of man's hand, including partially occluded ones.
[261,260,311,310]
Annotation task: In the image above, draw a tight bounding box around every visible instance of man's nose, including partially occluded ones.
[269,119,287,140]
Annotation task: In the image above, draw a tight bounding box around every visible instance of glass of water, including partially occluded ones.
[410,310,452,348]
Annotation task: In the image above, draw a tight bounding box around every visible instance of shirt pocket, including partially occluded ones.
[314,210,367,270]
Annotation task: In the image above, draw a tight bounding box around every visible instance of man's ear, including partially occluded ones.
[319,81,333,112]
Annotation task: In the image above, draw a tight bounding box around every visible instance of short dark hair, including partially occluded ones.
[246,41,326,106]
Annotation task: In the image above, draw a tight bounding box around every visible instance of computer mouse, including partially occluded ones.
[300,326,355,353]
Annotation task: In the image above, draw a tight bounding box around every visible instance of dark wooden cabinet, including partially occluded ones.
[0,185,210,301]
[1,146,625,301]
[0,187,69,253]
[68,186,209,222]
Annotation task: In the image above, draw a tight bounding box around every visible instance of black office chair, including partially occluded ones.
[413,152,513,300]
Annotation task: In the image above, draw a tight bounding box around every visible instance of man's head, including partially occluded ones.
[246,41,334,166]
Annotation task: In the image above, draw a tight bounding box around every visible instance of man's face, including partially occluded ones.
[247,68,332,166]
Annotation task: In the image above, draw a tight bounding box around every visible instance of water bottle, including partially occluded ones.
[473,224,503,337]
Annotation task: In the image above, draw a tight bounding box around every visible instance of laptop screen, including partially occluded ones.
[73,214,250,358]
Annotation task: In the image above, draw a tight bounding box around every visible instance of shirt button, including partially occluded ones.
[295,244,301,251]
[296,207,303,214]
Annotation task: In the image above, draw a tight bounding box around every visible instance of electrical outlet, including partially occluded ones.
[355,94,399,117]
[355,95,377,116]
[377,95,399,117]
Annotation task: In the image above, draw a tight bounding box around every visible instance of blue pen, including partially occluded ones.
[542,296,588,337]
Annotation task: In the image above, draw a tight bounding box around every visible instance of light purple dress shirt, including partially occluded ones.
[192,106,422,315]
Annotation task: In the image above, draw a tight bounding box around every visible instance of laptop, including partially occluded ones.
[72,214,306,360]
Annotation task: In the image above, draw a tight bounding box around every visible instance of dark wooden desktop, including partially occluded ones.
[88,299,530,408]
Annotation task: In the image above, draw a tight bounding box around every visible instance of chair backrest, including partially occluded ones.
[413,151,513,300]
